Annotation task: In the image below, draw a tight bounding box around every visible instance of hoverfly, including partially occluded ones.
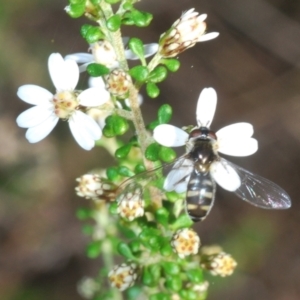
[118,88,291,222]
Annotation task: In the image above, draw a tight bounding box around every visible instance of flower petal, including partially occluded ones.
[216,123,254,139]
[69,111,101,150]
[48,53,79,91]
[164,159,193,192]
[153,124,188,147]
[198,32,219,42]
[88,76,106,88]
[78,87,110,107]
[196,87,217,127]
[217,137,258,157]
[17,85,53,105]
[210,160,241,191]
[64,53,93,64]
[16,105,54,128]
[25,114,59,143]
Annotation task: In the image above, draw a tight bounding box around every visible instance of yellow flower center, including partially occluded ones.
[53,91,79,119]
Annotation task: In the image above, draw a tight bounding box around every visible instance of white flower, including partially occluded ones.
[158,8,219,58]
[16,53,110,150]
[65,40,159,72]
[153,87,258,193]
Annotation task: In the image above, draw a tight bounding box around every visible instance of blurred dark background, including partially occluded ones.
[1,0,300,299]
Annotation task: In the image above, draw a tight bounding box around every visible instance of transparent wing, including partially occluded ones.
[221,158,291,209]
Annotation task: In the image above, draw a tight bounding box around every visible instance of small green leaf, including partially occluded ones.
[118,242,136,260]
[80,24,92,38]
[155,207,169,226]
[165,275,182,292]
[76,207,94,220]
[145,143,161,161]
[170,215,193,230]
[106,15,122,32]
[87,63,110,77]
[134,163,146,174]
[149,264,161,282]
[66,3,85,18]
[186,269,204,283]
[162,262,181,275]
[161,58,180,72]
[158,104,172,124]
[148,66,167,83]
[84,27,104,43]
[126,286,143,300]
[106,167,119,181]
[129,240,141,253]
[128,38,145,61]
[142,267,155,287]
[159,146,176,163]
[147,120,160,130]
[104,115,129,136]
[160,243,173,257]
[129,65,149,81]
[86,241,102,258]
[82,224,94,235]
[115,144,132,159]
[109,202,118,214]
[146,82,160,98]
[130,10,153,27]
[69,0,85,4]
[149,293,171,300]
[105,0,120,3]
[118,166,134,177]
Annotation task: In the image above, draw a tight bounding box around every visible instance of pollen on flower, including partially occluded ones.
[171,228,200,258]
[53,91,79,119]
[108,263,138,291]
[105,69,132,98]
[201,252,237,277]
[75,174,117,201]
[117,184,144,221]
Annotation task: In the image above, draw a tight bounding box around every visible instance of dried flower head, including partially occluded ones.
[105,69,132,98]
[201,252,237,277]
[117,183,144,221]
[158,8,219,58]
[77,277,100,299]
[75,174,116,200]
[90,40,118,68]
[108,263,138,291]
[171,228,200,258]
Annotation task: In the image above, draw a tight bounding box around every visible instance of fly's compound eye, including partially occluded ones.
[189,127,217,140]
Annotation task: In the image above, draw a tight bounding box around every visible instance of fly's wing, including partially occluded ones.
[117,155,193,196]
[221,158,291,209]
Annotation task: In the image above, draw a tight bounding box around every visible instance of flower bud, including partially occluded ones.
[75,174,116,200]
[108,263,138,291]
[201,252,237,277]
[105,68,132,98]
[90,40,118,68]
[171,228,200,258]
[158,8,219,58]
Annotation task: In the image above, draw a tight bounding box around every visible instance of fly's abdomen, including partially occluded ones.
[186,170,216,222]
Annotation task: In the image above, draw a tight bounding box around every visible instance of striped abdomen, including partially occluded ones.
[185,169,216,222]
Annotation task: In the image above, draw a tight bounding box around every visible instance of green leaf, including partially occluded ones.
[165,275,182,292]
[66,3,85,18]
[146,82,160,98]
[186,269,204,283]
[147,120,160,130]
[86,241,102,258]
[115,144,132,159]
[129,240,141,253]
[106,15,122,32]
[106,167,119,181]
[134,163,146,174]
[161,58,180,72]
[159,146,176,163]
[142,267,155,287]
[80,24,92,38]
[131,10,153,27]
[87,63,110,77]
[129,65,149,81]
[118,165,134,177]
[109,202,118,214]
[160,243,173,257]
[148,66,167,83]
[85,27,104,43]
[158,104,172,124]
[117,242,136,260]
[149,264,161,282]
[81,224,94,236]
[128,38,145,61]
[170,215,193,230]
[105,0,120,3]
[125,286,143,300]
[76,207,94,220]
[145,143,161,161]
[149,293,171,300]
[69,0,85,4]
[104,115,129,136]
[155,207,169,226]
[161,262,181,275]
